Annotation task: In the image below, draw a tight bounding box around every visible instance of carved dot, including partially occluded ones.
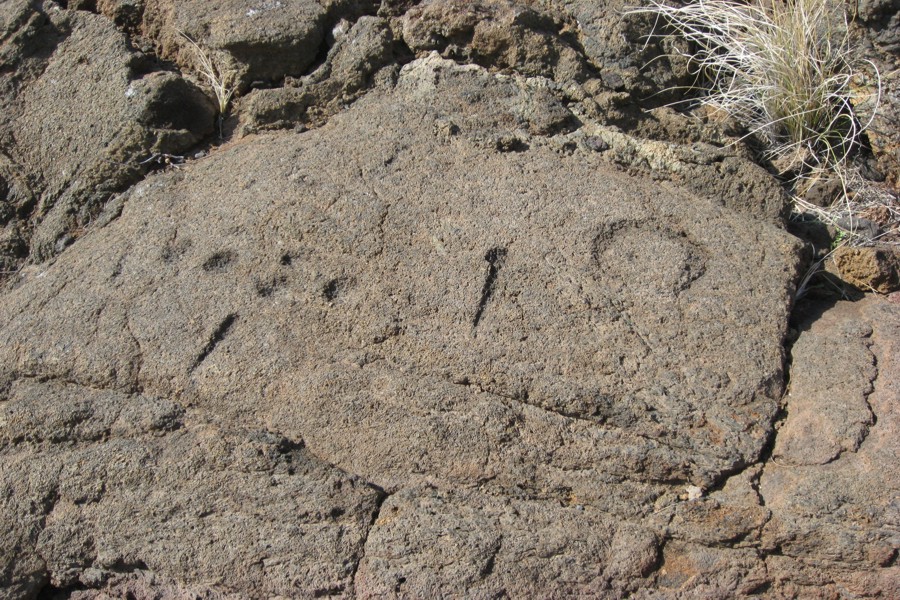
[322,276,353,302]
[160,238,192,264]
[202,250,236,272]
[255,275,286,298]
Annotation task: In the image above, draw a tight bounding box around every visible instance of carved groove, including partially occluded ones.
[191,313,238,371]
[473,247,507,328]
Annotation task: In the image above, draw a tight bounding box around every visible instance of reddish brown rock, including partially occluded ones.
[834,244,900,293]
[760,296,900,598]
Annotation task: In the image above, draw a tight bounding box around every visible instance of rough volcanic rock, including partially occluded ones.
[833,244,900,293]
[856,61,900,187]
[0,380,383,598]
[637,295,900,598]
[0,54,806,596]
[1,2,894,596]
[0,2,215,271]
[856,0,900,54]
[240,15,398,133]
[550,0,693,100]
[229,0,787,225]
[0,153,34,275]
[574,125,789,222]
[247,49,787,221]
[94,0,146,31]
[135,0,378,91]
[395,0,697,127]
[853,0,900,187]
[400,0,592,83]
[848,13,900,189]
[759,295,900,598]
[775,312,877,466]
[355,487,659,597]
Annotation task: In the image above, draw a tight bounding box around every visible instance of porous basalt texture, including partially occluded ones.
[833,244,900,293]
[239,15,399,134]
[124,0,379,90]
[853,0,900,186]
[0,53,813,597]
[1,380,383,598]
[0,2,215,271]
[1,1,899,598]
[759,295,900,599]
[856,0,900,54]
[400,0,593,83]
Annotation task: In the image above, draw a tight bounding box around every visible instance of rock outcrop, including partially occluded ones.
[0,1,215,272]
[0,0,898,598]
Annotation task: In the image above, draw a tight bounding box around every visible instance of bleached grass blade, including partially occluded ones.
[627,0,897,260]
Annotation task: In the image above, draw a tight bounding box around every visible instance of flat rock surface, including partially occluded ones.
[0,53,811,597]
[1,381,383,598]
[0,1,898,598]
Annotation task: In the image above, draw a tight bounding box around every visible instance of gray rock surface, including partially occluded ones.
[132,0,377,90]
[0,2,215,271]
[548,0,693,100]
[856,59,900,188]
[1,380,382,598]
[400,0,592,83]
[240,15,399,134]
[0,52,810,597]
[0,1,898,598]
[853,1,900,187]
[355,487,658,597]
[857,0,900,54]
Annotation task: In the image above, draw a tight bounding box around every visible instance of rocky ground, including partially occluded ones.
[0,0,898,598]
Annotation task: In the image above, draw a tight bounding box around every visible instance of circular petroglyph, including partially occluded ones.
[591,221,707,298]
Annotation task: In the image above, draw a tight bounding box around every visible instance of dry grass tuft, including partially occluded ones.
[631,0,877,174]
[630,0,899,296]
[177,31,238,120]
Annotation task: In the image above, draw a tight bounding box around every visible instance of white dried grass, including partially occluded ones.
[631,0,878,174]
[629,0,900,296]
[177,31,237,118]
[632,1,898,225]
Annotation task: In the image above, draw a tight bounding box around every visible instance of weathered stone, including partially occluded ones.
[774,315,877,466]
[0,380,383,597]
[138,0,377,90]
[856,0,900,54]
[833,244,900,293]
[572,125,789,222]
[852,0,900,187]
[853,60,900,187]
[760,296,900,598]
[355,487,660,597]
[240,15,397,133]
[401,0,592,83]
[549,0,693,100]
[95,0,145,30]
[652,541,769,597]
[0,1,896,596]
[0,4,215,269]
[0,54,806,594]
[0,56,801,493]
